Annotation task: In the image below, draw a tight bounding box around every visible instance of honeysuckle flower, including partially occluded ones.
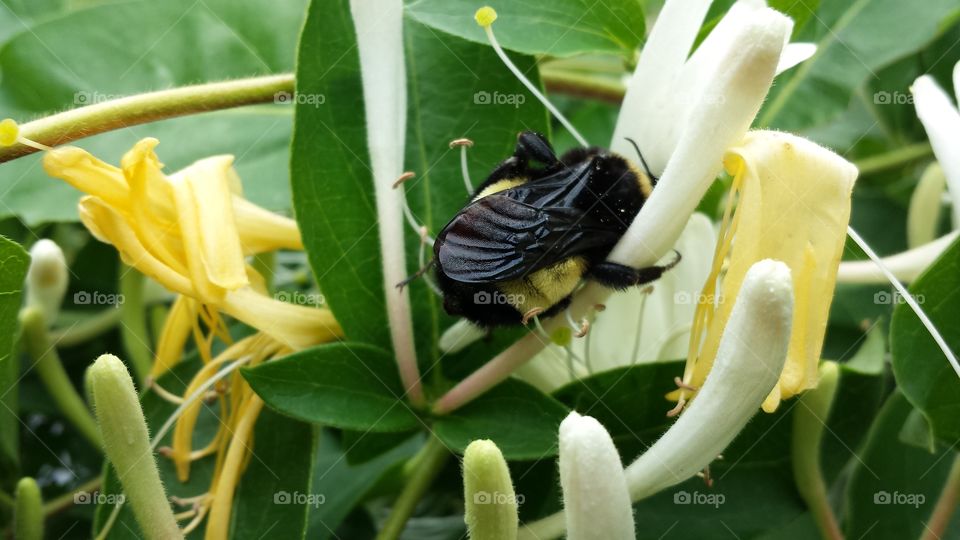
[521,260,794,540]
[463,439,519,540]
[558,412,635,540]
[24,239,68,325]
[838,64,960,284]
[676,131,856,412]
[515,214,716,392]
[42,139,340,350]
[350,0,423,404]
[90,354,182,540]
[43,139,344,539]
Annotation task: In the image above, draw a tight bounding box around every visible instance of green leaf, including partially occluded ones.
[406,0,645,58]
[340,429,418,466]
[242,342,421,433]
[891,236,960,445]
[308,429,421,539]
[231,409,316,540]
[844,320,886,376]
[845,392,958,540]
[0,236,28,479]
[290,0,387,348]
[400,16,549,371]
[758,0,959,131]
[433,379,568,460]
[0,0,306,225]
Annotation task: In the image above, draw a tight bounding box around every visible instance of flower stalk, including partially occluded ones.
[0,75,293,163]
[89,354,182,540]
[376,436,449,540]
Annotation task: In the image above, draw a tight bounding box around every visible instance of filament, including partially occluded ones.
[450,138,475,194]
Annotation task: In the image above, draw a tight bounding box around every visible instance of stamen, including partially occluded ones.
[450,138,475,194]
[0,118,53,151]
[847,226,960,378]
[673,376,697,391]
[565,310,589,338]
[630,285,654,365]
[665,396,686,418]
[474,8,589,147]
[148,379,186,404]
[393,171,436,245]
[522,306,545,325]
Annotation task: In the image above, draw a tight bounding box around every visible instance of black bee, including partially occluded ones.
[429,131,679,328]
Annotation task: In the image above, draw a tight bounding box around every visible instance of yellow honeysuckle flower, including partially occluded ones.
[675,131,857,412]
[43,138,341,350]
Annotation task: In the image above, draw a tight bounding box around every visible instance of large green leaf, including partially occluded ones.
[0,236,28,482]
[891,236,960,444]
[433,379,568,460]
[845,392,960,539]
[243,343,422,433]
[290,0,387,347]
[0,0,306,225]
[758,0,958,132]
[406,0,645,58]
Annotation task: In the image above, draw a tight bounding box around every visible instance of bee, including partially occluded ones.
[430,131,680,327]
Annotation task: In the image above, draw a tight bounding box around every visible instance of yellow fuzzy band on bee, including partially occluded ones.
[473,177,529,201]
[498,257,588,314]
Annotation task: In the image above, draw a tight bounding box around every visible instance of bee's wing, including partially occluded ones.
[436,194,620,283]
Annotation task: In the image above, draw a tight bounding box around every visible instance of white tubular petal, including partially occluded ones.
[912,75,960,226]
[954,61,960,105]
[439,319,488,354]
[560,413,636,540]
[624,259,793,500]
[350,0,421,401]
[609,9,789,270]
[836,231,959,284]
[776,43,816,74]
[908,163,947,248]
[26,239,69,325]
[612,0,714,172]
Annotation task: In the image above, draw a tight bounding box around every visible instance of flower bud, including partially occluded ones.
[25,239,68,324]
[463,439,518,540]
[14,477,43,540]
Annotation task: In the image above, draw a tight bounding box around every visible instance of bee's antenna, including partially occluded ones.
[625,137,659,184]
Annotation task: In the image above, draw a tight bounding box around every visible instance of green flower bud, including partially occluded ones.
[463,439,518,540]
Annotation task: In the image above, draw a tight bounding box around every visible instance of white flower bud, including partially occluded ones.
[25,239,68,324]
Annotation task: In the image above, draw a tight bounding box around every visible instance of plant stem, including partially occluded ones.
[921,454,960,540]
[42,477,102,517]
[49,309,123,347]
[119,266,153,385]
[792,362,843,540]
[853,143,933,177]
[0,489,13,509]
[0,74,294,163]
[541,69,625,104]
[375,435,449,540]
[19,307,102,449]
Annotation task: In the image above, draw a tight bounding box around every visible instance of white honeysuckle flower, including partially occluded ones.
[25,239,69,325]
[560,412,637,540]
[837,231,959,284]
[559,412,636,540]
[520,260,794,540]
[350,0,422,402]
[515,214,716,392]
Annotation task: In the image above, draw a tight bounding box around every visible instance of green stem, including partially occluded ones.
[49,309,122,347]
[0,74,294,163]
[119,266,152,384]
[375,435,449,540]
[920,455,960,540]
[792,362,843,540]
[42,477,102,517]
[0,489,13,510]
[853,143,933,177]
[541,69,625,104]
[19,307,102,449]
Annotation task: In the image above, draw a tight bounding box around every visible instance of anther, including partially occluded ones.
[392,171,416,189]
[449,138,474,149]
[522,306,545,325]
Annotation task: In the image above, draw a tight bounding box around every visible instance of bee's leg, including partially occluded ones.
[589,251,682,289]
[396,258,436,290]
[516,131,559,166]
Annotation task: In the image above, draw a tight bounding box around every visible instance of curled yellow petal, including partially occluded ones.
[681,130,857,411]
